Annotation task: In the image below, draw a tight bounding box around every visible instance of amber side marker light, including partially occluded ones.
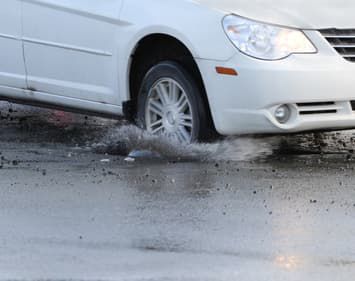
[215,67,238,76]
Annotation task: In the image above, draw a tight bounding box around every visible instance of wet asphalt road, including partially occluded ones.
[0,102,354,280]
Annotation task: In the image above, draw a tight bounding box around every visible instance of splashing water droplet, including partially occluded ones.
[93,125,274,162]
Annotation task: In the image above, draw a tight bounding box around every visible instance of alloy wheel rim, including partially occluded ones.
[145,78,194,143]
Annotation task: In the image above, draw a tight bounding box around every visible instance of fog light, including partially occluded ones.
[275,105,291,124]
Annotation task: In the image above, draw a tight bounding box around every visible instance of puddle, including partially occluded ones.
[93,125,275,162]
[2,102,355,162]
[94,127,355,162]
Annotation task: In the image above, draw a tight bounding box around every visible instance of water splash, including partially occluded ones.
[93,125,274,162]
[4,102,354,161]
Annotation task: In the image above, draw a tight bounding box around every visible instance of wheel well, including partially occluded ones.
[128,34,216,135]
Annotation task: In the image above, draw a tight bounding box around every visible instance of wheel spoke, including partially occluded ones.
[173,133,180,143]
[180,114,193,127]
[177,94,189,111]
[180,126,191,142]
[152,124,164,134]
[169,80,179,103]
[156,83,170,105]
[148,100,164,117]
[181,121,193,128]
[149,119,163,129]
[177,126,191,143]
[174,131,183,143]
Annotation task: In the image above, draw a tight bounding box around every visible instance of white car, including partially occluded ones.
[1,0,355,142]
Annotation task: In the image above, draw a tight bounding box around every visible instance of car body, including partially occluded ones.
[1,0,355,142]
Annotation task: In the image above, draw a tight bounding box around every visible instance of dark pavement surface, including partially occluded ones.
[0,102,354,280]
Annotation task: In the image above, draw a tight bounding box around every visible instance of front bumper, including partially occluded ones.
[197,30,355,135]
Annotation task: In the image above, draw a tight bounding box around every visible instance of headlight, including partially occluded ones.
[223,15,317,60]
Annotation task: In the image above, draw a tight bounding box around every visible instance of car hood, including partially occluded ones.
[195,0,355,29]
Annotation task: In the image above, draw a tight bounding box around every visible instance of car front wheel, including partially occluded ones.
[136,61,211,143]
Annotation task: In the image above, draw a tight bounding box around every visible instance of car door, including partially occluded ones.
[22,0,123,105]
[0,0,26,89]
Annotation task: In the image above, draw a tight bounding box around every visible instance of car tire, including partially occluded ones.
[136,61,212,143]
